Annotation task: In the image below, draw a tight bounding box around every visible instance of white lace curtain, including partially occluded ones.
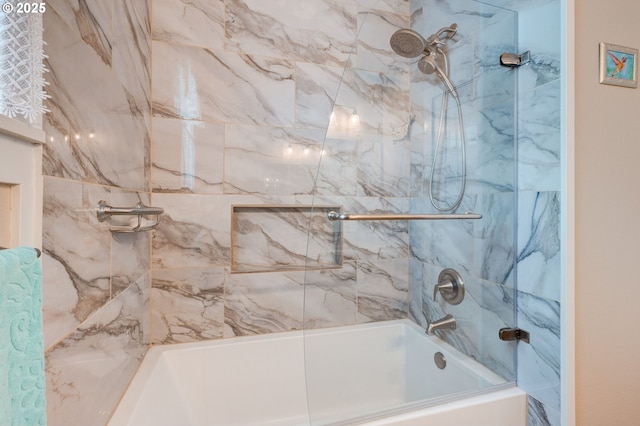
[0,6,48,124]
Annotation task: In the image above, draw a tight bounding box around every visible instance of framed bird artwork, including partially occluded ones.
[600,42,638,88]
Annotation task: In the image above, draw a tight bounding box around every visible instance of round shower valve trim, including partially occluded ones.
[433,268,465,305]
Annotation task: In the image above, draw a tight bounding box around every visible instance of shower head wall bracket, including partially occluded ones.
[500,51,531,67]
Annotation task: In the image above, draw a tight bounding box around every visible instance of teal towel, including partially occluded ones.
[0,247,46,426]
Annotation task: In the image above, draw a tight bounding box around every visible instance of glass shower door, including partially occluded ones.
[303,0,519,423]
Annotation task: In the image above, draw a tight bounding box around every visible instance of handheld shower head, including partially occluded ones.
[417,55,437,74]
[390,29,427,58]
[418,55,458,98]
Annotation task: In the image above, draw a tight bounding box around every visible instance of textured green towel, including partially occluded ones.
[0,247,46,426]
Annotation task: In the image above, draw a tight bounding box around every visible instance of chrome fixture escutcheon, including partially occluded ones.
[434,352,447,369]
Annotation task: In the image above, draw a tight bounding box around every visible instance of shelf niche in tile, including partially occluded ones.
[231,205,342,273]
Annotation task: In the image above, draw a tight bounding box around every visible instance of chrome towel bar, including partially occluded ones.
[327,211,482,221]
[97,200,164,233]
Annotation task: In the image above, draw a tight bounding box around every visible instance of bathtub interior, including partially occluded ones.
[303,320,509,424]
[109,320,514,426]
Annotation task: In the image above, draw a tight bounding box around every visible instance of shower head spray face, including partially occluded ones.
[389,29,427,58]
[418,55,437,74]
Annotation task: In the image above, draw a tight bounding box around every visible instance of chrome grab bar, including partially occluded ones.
[97,200,164,233]
[327,211,482,221]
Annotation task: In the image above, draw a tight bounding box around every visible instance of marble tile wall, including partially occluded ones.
[150,0,413,345]
[41,1,151,424]
[515,2,562,424]
[408,0,563,425]
[408,0,519,382]
[38,0,561,424]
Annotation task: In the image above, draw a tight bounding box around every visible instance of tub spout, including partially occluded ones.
[426,314,456,335]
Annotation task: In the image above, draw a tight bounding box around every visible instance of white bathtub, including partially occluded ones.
[109,320,526,425]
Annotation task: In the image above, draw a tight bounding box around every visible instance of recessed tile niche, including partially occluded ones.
[231,205,342,273]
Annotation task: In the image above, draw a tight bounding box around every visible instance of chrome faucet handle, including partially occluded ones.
[433,279,454,301]
[432,268,465,305]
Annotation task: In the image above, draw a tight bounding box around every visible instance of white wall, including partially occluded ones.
[0,125,43,249]
[574,1,640,424]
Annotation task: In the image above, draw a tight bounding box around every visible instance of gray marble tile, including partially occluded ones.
[112,0,152,142]
[224,0,357,67]
[46,0,113,66]
[224,270,304,337]
[514,191,561,302]
[151,268,224,344]
[466,97,516,194]
[295,62,344,130]
[152,41,296,127]
[338,196,409,261]
[357,134,411,198]
[517,1,561,93]
[43,6,149,191]
[408,255,425,327]
[303,263,358,329]
[231,206,341,273]
[110,190,151,297]
[355,8,410,75]
[359,0,409,15]
[224,125,325,195]
[314,137,359,197]
[517,290,561,412]
[42,177,111,349]
[518,80,561,192]
[408,196,475,276]
[417,261,517,381]
[472,192,516,286]
[528,395,561,426]
[356,258,409,322]
[151,0,225,50]
[151,117,224,194]
[45,275,149,426]
[480,0,557,13]
[151,193,231,269]
[337,68,411,139]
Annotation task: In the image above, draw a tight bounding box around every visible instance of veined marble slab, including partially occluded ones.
[231,205,341,273]
[224,0,357,67]
[152,0,225,50]
[152,41,295,127]
[43,5,149,191]
[45,276,149,426]
[152,117,224,194]
[151,268,225,344]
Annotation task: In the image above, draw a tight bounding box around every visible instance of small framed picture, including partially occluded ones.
[600,42,638,88]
